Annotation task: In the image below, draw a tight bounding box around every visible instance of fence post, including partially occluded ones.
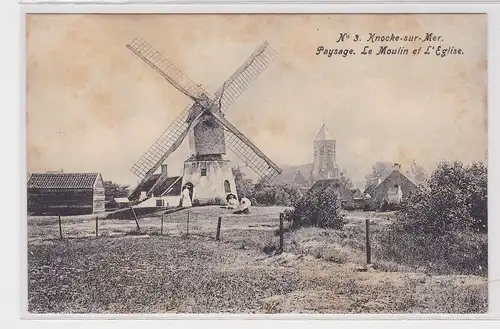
[58,215,63,240]
[216,216,222,241]
[279,212,284,253]
[95,216,98,238]
[365,219,371,264]
[161,213,164,235]
[186,211,190,235]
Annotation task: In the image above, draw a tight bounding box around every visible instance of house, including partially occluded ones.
[113,197,130,209]
[27,172,105,215]
[307,178,355,208]
[369,163,420,205]
[273,164,312,187]
[132,165,184,209]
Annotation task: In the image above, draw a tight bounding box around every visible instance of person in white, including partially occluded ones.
[181,186,192,208]
[226,194,239,209]
[234,197,251,214]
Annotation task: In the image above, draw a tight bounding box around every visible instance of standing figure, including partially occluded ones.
[234,197,251,215]
[181,185,192,208]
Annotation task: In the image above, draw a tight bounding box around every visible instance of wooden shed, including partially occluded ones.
[27,172,105,215]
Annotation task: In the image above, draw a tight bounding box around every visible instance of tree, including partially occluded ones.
[104,180,130,202]
[398,160,487,233]
[365,161,393,182]
[411,159,428,186]
[339,169,354,189]
[287,184,346,229]
[232,167,255,202]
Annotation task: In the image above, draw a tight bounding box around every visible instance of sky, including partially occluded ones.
[26,14,487,186]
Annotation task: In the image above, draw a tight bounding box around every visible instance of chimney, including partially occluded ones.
[161,164,168,176]
[393,163,401,171]
[377,177,382,185]
[139,191,147,201]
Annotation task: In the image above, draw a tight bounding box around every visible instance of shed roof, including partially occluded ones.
[27,173,100,189]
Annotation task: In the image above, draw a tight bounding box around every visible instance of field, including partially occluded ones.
[27,206,487,314]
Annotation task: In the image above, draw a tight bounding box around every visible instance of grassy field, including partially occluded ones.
[27,206,487,314]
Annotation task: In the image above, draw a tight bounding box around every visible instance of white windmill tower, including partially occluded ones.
[125,37,282,204]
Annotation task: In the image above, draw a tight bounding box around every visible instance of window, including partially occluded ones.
[201,168,207,176]
[224,180,231,193]
[327,149,333,155]
[320,147,324,155]
[156,199,164,207]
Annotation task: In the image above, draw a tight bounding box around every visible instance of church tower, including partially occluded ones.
[311,124,339,183]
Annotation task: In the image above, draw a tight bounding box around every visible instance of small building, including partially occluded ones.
[369,163,419,205]
[27,172,105,215]
[113,197,130,209]
[307,178,355,208]
[133,165,184,208]
[273,166,310,187]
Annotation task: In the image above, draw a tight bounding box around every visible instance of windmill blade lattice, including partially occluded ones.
[207,111,282,184]
[215,41,278,113]
[225,129,281,184]
[127,36,212,101]
[131,103,194,179]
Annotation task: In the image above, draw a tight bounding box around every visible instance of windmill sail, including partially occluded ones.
[215,41,278,113]
[210,111,282,184]
[128,103,208,200]
[127,36,212,102]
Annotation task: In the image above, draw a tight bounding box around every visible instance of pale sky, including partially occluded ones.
[26,14,487,186]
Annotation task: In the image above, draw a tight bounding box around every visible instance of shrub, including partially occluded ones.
[287,185,346,229]
[378,161,488,275]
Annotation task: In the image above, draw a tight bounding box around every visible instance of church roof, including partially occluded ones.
[314,124,334,141]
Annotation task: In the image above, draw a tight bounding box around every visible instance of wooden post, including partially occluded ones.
[58,215,63,240]
[216,216,222,241]
[161,213,164,235]
[95,216,98,238]
[131,207,140,231]
[279,212,284,254]
[365,219,371,264]
[186,211,190,235]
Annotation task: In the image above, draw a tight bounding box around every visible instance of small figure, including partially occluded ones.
[225,193,239,209]
[234,197,251,215]
[181,185,192,208]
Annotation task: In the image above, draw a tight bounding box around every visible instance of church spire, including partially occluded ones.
[314,123,334,141]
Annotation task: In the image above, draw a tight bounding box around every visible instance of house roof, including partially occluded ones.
[364,184,377,195]
[114,197,130,203]
[350,188,364,199]
[160,176,183,197]
[273,164,313,186]
[27,173,100,189]
[314,124,334,141]
[370,169,420,201]
[129,174,182,200]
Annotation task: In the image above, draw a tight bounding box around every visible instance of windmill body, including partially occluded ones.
[125,37,282,206]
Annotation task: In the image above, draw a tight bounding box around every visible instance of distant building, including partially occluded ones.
[113,197,130,209]
[272,164,312,186]
[133,165,184,208]
[27,172,105,215]
[272,124,341,187]
[307,178,355,207]
[368,163,420,205]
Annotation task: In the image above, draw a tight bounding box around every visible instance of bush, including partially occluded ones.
[378,161,488,275]
[286,185,346,229]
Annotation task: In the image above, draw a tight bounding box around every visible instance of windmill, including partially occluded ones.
[126,37,282,203]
